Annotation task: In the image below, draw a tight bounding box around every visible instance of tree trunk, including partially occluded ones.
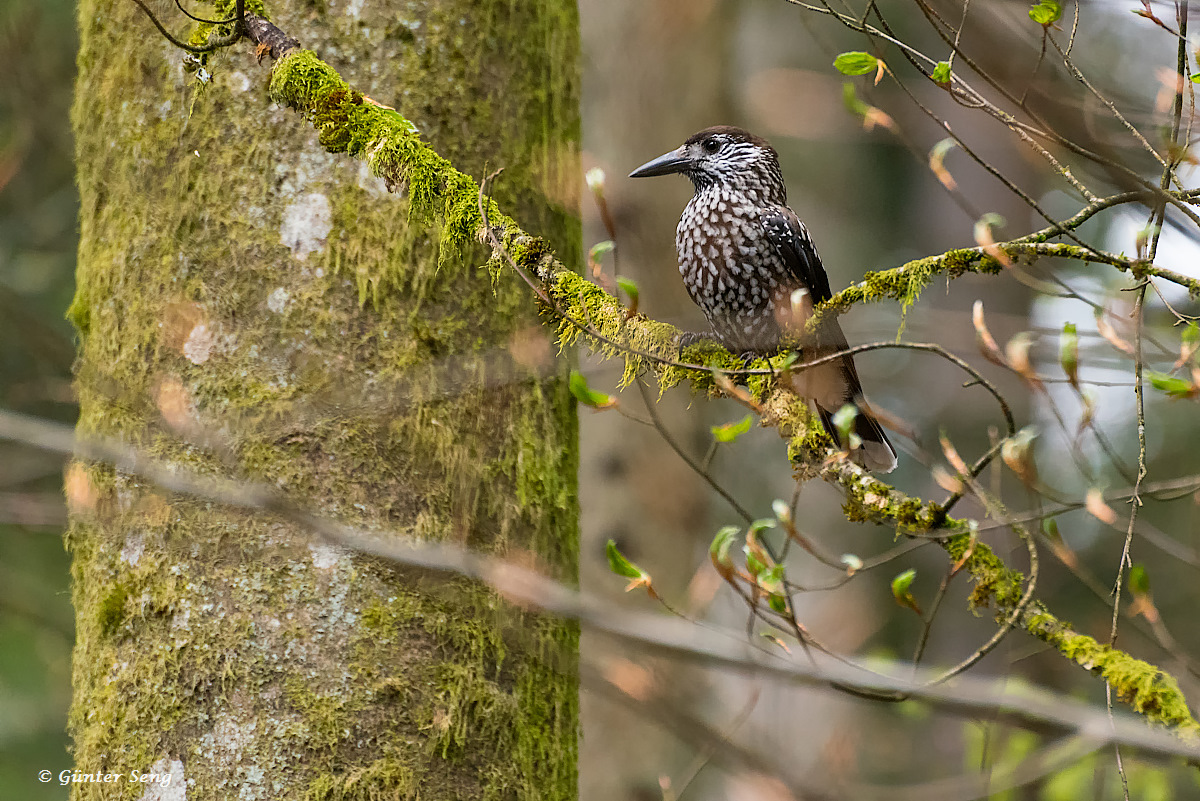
[68,2,580,799]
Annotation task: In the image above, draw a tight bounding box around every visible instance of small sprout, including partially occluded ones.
[891,568,922,615]
[761,632,792,653]
[1076,389,1096,435]
[1175,321,1200,369]
[711,371,763,412]
[1043,518,1077,568]
[840,553,863,576]
[932,465,964,493]
[710,526,740,580]
[1095,308,1135,356]
[973,212,1011,267]
[931,60,952,86]
[743,523,776,577]
[1148,371,1197,400]
[841,83,896,131]
[569,370,616,410]
[1005,331,1042,388]
[616,275,639,318]
[1128,564,1151,596]
[1085,488,1118,526]
[605,539,655,596]
[831,403,863,450]
[1128,563,1157,620]
[972,300,1007,367]
[756,564,788,613]
[1042,518,1062,542]
[938,431,970,477]
[928,137,958,190]
[834,51,879,76]
[1060,322,1079,389]
[748,517,777,538]
[1001,426,1039,488]
[587,240,615,271]
[585,167,606,197]
[711,414,753,444]
[1132,2,1171,34]
[1028,0,1062,25]
[771,499,791,525]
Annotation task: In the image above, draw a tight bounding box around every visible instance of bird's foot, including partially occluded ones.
[676,330,717,349]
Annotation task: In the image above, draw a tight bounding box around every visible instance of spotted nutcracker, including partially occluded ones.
[630,125,897,472]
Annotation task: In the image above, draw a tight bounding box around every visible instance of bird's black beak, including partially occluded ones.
[629,147,690,178]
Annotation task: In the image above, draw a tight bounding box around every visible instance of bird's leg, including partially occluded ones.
[676,330,718,349]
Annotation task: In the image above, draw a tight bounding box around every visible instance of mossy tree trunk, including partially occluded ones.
[68,2,580,799]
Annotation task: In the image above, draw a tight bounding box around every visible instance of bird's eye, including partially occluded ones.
[702,137,720,154]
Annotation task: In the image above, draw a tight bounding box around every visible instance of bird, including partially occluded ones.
[630,125,897,472]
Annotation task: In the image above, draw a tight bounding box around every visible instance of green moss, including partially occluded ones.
[1031,620,1200,734]
[286,679,356,751]
[305,757,415,801]
[96,581,130,636]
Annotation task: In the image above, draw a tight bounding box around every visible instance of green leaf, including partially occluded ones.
[891,568,916,598]
[931,60,952,85]
[1060,322,1079,386]
[616,275,638,303]
[758,564,785,593]
[588,240,615,263]
[1148,371,1196,399]
[757,564,788,612]
[891,568,921,614]
[1128,563,1151,596]
[744,548,768,578]
[709,526,739,570]
[748,518,777,537]
[1028,0,1062,24]
[1042,518,1061,542]
[834,51,878,76]
[711,414,752,443]
[569,370,615,409]
[605,539,644,579]
[1192,73,1200,84]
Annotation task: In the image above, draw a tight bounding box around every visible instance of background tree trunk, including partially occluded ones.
[67,2,580,799]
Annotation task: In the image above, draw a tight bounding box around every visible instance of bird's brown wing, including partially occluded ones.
[760,207,898,472]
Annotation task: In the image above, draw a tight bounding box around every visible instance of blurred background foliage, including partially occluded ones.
[4,0,1200,798]
[0,0,77,799]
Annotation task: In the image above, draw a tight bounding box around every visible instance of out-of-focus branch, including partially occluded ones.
[3,408,1200,754]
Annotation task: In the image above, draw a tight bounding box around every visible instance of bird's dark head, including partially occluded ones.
[629,126,784,201]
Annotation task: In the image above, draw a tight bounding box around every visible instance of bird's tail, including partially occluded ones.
[817,399,897,473]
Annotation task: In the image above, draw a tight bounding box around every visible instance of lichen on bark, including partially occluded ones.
[68,1,581,799]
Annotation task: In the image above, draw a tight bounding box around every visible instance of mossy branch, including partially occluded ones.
[246,29,1199,734]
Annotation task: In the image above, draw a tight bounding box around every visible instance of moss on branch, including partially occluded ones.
[260,46,1199,736]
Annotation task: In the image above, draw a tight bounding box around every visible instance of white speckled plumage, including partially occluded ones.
[631,125,898,472]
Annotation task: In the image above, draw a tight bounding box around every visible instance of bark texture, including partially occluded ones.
[68,2,580,799]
